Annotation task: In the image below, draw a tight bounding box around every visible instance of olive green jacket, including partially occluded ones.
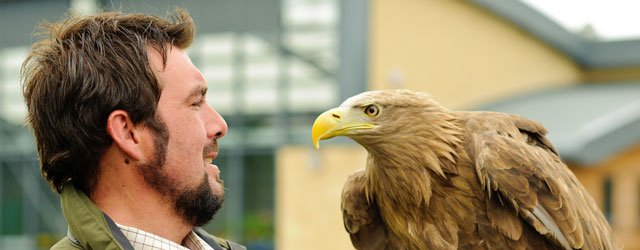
[51,184,245,250]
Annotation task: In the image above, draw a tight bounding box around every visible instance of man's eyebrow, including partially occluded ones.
[187,85,208,100]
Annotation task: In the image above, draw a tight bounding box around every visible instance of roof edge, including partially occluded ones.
[566,114,640,165]
[470,0,640,69]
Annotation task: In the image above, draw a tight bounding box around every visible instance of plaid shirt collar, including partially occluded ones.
[117,223,214,250]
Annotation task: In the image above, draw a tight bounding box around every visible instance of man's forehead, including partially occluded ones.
[147,45,206,90]
[147,45,185,72]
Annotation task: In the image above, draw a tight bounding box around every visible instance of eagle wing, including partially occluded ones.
[342,169,387,250]
[465,113,615,250]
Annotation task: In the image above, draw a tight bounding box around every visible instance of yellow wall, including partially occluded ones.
[571,144,640,248]
[370,0,581,109]
[585,67,640,82]
[275,146,368,250]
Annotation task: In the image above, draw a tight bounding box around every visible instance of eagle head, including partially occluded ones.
[312,89,445,149]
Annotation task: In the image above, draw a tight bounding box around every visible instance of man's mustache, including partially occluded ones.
[204,140,219,156]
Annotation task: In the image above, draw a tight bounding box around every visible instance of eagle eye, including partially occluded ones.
[364,104,380,117]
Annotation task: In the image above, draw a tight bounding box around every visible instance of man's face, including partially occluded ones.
[142,45,228,226]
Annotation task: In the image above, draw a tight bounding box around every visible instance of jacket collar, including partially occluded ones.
[60,183,133,250]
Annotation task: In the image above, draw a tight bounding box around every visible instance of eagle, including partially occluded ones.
[311,89,618,249]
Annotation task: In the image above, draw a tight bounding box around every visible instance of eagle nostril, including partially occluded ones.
[332,113,341,119]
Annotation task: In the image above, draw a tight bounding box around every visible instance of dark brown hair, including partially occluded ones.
[21,9,195,194]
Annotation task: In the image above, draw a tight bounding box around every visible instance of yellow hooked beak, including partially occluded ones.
[311,107,375,149]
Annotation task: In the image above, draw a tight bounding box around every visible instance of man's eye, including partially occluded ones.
[192,99,205,107]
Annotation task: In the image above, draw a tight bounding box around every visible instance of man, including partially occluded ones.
[22,9,245,250]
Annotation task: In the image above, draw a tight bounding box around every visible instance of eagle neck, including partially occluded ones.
[362,112,463,248]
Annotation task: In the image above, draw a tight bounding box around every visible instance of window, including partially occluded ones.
[603,176,612,223]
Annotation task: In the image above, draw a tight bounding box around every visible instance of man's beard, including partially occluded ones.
[139,116,223,227]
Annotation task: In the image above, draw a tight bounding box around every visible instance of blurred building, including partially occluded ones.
[276,0,640,249]
[1,0,639,249]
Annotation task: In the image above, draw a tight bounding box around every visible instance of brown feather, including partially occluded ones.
[328,89,619,249]
[342,170,387,250]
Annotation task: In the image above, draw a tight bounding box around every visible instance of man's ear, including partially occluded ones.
[106,110,144,161]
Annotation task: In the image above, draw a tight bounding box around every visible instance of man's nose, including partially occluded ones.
[205,105,227,140]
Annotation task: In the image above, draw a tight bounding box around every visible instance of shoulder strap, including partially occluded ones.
[104,214,135,250]
[226,240,247,250]
[193,228,226,250]
[193,227,246,250]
